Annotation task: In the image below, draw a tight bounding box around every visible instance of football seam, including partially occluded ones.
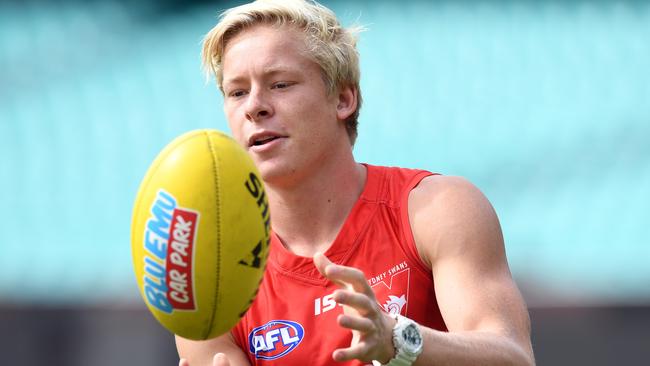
[204,130,222,340]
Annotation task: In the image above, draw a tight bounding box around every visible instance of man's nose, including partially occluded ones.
[245,87,272,122]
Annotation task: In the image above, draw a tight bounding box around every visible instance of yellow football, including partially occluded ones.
[131,129,270,340]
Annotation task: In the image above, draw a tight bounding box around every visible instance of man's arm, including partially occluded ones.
[314,175,534,366]
[407,175,534,365]
[176,332,250,366]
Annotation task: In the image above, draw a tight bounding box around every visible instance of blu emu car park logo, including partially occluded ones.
[248,320,304,360]
[142,190,199,313]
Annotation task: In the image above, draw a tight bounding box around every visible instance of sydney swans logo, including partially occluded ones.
[369,261,411,316]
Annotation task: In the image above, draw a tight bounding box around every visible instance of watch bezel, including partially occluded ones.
[374,315,423,366]
[400,323,423,353]
[392,315,423,360]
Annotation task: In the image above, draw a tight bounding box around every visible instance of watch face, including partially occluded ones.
[402,324,422,348]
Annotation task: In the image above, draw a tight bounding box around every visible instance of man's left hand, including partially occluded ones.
[313,252,396,364]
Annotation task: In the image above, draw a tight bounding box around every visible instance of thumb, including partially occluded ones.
[213,353,231,366]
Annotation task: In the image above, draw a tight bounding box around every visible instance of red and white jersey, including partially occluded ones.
[231,164,448,365]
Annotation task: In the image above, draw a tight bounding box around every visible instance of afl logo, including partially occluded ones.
[248,320,304,360]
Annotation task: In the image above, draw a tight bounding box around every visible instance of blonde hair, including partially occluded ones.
[201,0,364,144]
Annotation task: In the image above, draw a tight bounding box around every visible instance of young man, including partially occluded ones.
[178,0,535,365]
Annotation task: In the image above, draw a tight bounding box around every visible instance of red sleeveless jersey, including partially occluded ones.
[231,164,448,365]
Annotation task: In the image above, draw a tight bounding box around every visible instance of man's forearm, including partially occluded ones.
[413,328,534,366]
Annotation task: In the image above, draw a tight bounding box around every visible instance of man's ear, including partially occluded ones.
[336,85,358,121]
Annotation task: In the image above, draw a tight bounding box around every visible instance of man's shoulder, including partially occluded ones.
[365,164,496,223]
[408,175,501,265]
[410,175,497,229]
[411,175,486,208]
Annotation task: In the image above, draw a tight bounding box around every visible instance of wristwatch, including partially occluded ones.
[373,314,423,366]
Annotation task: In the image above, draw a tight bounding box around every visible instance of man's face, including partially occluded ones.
[221,25,348,187]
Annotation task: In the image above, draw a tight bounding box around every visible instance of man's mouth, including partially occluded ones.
[249,132,287,148]
[252,136,280,146]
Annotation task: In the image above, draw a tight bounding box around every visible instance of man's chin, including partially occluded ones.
[256,161,303,189]
[255,161,284,183]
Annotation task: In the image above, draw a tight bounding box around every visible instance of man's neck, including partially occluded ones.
[265,153,366,257]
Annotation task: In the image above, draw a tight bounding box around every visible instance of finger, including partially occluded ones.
[213,353,230,366]
[338,313,376,333]
[179,359,189,366]
[313,252,332,276]
[332,342,372,362]
[313,252,348,288]
[334,289,376,315]
[324,263,374,297]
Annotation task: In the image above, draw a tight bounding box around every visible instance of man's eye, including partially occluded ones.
[272,82,291,89]
[230,90,246,97]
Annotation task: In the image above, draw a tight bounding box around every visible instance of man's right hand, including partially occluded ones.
[179,353,231,366]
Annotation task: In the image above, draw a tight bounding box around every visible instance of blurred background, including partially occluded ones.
[1,0,649,364]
